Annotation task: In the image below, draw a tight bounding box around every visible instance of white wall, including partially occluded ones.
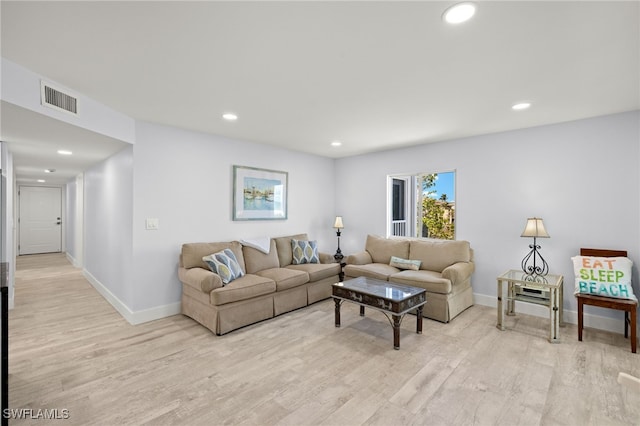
[128,122,337,315]
[0,145,15,308]
[65,174,84,268]
[336,111,640,329]
[83,146,134,312]
[65,179,77,263]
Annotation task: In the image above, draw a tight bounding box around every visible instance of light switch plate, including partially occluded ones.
[145,218,159,230]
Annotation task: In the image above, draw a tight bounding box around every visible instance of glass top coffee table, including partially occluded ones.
[332,276,427,350]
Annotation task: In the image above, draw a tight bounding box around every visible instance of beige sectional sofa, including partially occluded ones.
[179,233,341,335]
[344,235,475,323]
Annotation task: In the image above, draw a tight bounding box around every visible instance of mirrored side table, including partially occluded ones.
[496,269,564,343]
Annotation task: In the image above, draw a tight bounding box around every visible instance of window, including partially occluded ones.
[390,178,409,236]
[387,170,455,240]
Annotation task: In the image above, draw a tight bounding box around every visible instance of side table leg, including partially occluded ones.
[549,287,560,343]
[334,298,341,327]
[506,281,516,316]
[497,279,505,330]
[360,305,365,317]
[559,278,564,326]
[393,315,401,350]
[416,306,423,334]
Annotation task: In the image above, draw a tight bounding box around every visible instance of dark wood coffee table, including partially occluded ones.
[332,276,427,350]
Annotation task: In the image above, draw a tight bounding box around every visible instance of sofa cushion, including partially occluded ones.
[343,263,399,281]
[243,239,280,274]
[274,233,309,267]
[390,270,452,294]
[291,239,320,264]
[203,249,245,285]
[287,262,341,282]
[210,274,276,305]
[345,251,373,265]
[409,239,471,273]
[390,256,421,271]
[182,241,246,272]
[256,268,309,291]
[366,235,410,264]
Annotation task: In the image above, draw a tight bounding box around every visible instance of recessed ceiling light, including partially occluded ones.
[37,179,45,183]
[44,168,56,173]
[331,141,342,147]
[512,102,531,111]
[57,150,72,155]
[222,113,238,121]
[443,2,476,24]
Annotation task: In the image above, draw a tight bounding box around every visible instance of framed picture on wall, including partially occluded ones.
[233,165,288,220]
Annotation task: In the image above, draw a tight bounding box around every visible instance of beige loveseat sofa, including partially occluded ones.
[344,235,475,323]
[179,233,341,335]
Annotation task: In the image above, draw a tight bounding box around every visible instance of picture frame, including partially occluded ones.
[233,165,288,220]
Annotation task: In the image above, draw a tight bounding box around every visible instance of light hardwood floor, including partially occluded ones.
[8,253,640,425]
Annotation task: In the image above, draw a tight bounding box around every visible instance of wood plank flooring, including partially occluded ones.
[8,253,640,425]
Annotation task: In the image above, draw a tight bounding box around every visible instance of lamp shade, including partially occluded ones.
[520,217,549,238]
[333,216,344,229]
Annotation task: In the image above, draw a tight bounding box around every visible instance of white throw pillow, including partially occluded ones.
[572,255,636,301]
[389,256,421,271]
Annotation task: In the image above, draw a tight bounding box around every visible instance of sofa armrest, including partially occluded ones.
[178,266,223,293]
[346,251,373,265]
[441,261,475,285]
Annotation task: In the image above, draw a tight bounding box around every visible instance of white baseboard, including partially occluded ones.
[130,302,182,325]
[474,292,639,335]
[83,269,181,325]
[65,252,81,268]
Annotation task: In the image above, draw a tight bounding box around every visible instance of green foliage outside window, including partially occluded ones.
[419,174,455,240]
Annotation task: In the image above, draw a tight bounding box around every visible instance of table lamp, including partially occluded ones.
[520,217,550,276]
[333,216,344,263]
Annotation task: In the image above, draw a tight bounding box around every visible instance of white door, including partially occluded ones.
[19,186,62,255]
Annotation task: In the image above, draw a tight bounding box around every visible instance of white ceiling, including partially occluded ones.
[1,1,639,183]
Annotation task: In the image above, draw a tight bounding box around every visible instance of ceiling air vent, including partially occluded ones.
[40,81,78,115]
